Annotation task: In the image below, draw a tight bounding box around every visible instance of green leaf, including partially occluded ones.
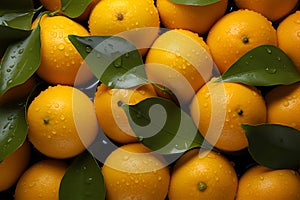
[122,97,212,154]
[69,35,148,88]
[0,24,41,96]
[61,0,93,18]
[170,0,220,6]
[217,45,300,86]
[59,151,105,200]
[242,124,300,169]
[0,100,28,162]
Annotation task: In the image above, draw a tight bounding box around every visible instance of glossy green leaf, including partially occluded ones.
[122,97,212,154]
[69,35,148,88]
[170,0,220,6]
[61,0,93,18]
[59,151,105,200]
[0,100,28,162]
[0,24,41,96]
[217,45,300,86]
[242,124,300,169]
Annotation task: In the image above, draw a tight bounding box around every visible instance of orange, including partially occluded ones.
[14,159,68,200]
[236,165,300,200]
[156,0,228,35]
[234,0,298,21]
[206,9,278,74]
[265,81,300,130]
[102,143,170,200]
[145,29,213,105]
[277,11,300,72]
[0,141,31,192]
[27,84,98,159]
[189,77,267,152]
[168,149,238,200]
[94,83,157,144]
[32,14,93,85]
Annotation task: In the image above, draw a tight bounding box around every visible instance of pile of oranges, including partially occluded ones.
[1,0,300,199]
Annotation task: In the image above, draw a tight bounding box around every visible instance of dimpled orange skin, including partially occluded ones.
[206,9,278,74]
[156,0,228,35]
[168,149,238,200]
[236,165,300,200]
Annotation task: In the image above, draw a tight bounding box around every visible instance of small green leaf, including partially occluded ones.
[217,45,300,86]
[59,151,105,200]
[69,35,148,88]
[0,24,41,96]
[61,0,93,18]
[0,100,28,162]
[122,97,212,154]
[170,0,220,6]
[242,124,300,169]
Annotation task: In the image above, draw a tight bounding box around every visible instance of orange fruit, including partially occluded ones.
[14,159,68,200]
[145,29,213,105]
[189,77,267,152]
[277,11,300,72]
[234,0,298,21]
[102,143,170,200]
[156,0,228,35]
[27,84,98,159]
[206,9,278,74]
[94,83,157,144]
[0,141,31,192]
[265,81,300,130]
[168,149,238,200]
[236,165,300,200]
[32,14,93,85]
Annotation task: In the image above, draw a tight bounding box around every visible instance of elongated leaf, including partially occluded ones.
[0,24,41,96]
[170,0,220,6]
[61,0,93,18]
[217,45,300,86]
[122,97,212,154]
[242,124,300,169]
[0,100,28,162]
[69,35,148,88]
[59,151,105,200]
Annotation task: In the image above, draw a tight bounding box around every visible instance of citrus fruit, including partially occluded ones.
[14,159,68,200]
[27,84,98,159]
[265,81,300,130]
[234,0,298,21]
[189,77,267,152]
[145,29,213,105]
[277,11,300,72]
[156,0,228,35]
[94,83,157,144]
[0,141,31,192]
[236,165,300,200]
[102,143,170,200]
[206,9,278,74]
[168,149,238,200]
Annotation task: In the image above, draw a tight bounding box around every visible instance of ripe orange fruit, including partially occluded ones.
[236,165,300,200]
[156,0,228,35]
[32,14,93,85]
[27,85,98,159]
[189,77,267,152]
[14,159,68,200]
[102,143,170,200]
[234,0,298,21]
[265,81,300,130]
[0,141,31,192]
[94,83,157,144]
[206,9,278,74]
[145,29,213,105]
[168,149,238,200]
[277,11,300,72]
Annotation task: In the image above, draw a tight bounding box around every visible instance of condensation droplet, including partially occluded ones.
[58,44,65,50]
